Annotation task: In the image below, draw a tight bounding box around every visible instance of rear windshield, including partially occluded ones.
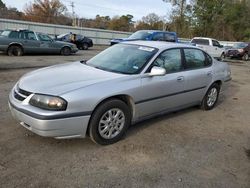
[0,30,11,37]
[191,39,209,45]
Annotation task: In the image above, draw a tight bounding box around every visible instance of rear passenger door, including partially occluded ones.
[20,31,40,53]
[182,48,213,103]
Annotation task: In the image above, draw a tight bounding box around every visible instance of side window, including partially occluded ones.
[164,33,176,42]
[9,31,19,39]
[152,49,182,73]
[184,48,206,69]
[212,40,220,47]
[152,33,164,41]
[24,32,37,40]
[205,53,213,66]
[38,34,52,41]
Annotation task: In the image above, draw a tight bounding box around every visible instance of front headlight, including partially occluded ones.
[238,49,244,53]
[29,94,67,111]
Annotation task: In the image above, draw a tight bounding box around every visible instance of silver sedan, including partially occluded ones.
[9,41,232,145]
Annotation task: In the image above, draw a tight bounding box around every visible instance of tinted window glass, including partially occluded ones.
[38,33,52,41]
[24,32,36,40]
[1,30,11,36]
[152,33,164,41]
[205,53,213,66]
[9,31,19,39]
[152,49,182,73]
[184,49,206,69]
[191,39,209,45]
[128,31,152,40]
[212,40,220,47]
[164,33,176,42]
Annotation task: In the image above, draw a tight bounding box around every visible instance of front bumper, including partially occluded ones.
[9,91,90,139]
[71,46,79,53]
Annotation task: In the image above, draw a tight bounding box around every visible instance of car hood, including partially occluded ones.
[18,62,125,95]
[54,40,74,46]
[111,38,139,42]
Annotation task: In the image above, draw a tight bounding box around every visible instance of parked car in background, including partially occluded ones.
[225,42,250,61]
[9,41,231,145]
[110,30,178,45]
[56,33,93,50]
[0,30,3,35]
[191,37,224,60]
[0,29,78,56]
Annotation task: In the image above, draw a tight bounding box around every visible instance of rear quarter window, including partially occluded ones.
[191,39,209,46]
[184,48,207,69]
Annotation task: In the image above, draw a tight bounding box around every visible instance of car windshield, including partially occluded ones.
[0,30,11,37]
[233,43,248,49]
[128,31,153,40]
[87,44,158,74]
[37,33,52,41]
[57,34,67,39]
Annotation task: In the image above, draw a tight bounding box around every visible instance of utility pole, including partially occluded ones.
[70,1,76,26]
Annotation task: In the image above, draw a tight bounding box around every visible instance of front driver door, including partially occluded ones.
[137,48,187,118]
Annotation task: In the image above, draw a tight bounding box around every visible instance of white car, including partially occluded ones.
[191,37,224,59]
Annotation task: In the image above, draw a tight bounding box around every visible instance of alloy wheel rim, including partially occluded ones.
[98,108,125,139]
[207,88,218,107]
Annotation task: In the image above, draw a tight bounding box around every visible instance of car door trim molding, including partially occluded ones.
[9,100,92,120]
[135,86,207,104]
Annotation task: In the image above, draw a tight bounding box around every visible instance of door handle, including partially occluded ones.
[177,76,184,82]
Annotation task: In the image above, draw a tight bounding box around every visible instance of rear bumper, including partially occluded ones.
[9,92,90,139]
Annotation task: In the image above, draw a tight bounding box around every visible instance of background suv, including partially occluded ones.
[225,42,250,61]
[110,30,178,45]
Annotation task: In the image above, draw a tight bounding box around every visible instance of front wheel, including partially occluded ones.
[201,83,220,110]
[82,43,88,50]
[60,47,71,56]
[242,53,249,61]
[7,45,23,56]
[89,99,131,145]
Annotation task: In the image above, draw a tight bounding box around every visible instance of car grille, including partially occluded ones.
[14,86,32,101]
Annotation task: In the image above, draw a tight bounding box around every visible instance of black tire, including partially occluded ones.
[201,83,220,111]
[220,53,225,61]
[82,43,88,50]
[89,99,131,145]
[242,53,249,61]
[60,47,71,56]
[7,45,23,56]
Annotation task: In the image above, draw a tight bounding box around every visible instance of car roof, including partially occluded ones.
[192,37,218,41]
[122,40,198,50]
[137,30,177,34]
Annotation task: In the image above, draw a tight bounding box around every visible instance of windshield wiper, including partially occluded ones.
[93,66,128,74]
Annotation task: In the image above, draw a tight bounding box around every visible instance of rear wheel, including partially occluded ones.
[220,53,225,61]
[7,45,23,56]
[89,99,131,145]
[201,83,220,110]
[60,47,71,56]
[242,53,249,61]
[81,43,88,50]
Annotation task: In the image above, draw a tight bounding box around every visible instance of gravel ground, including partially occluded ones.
[0,47,250,188]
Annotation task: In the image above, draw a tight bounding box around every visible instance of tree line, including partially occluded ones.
[0,0,249,41]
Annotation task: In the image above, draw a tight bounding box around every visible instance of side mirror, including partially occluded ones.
[149,66,166,76]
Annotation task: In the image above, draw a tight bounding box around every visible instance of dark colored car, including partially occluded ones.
[56,33,93,50]
[225,42,250,61]
[110,30,178,45]
[0,29,78,56]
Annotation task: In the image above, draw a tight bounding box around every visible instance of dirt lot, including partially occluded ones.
[0,47,250,188]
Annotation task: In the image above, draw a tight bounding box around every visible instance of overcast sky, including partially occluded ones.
[3,0,172,21]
